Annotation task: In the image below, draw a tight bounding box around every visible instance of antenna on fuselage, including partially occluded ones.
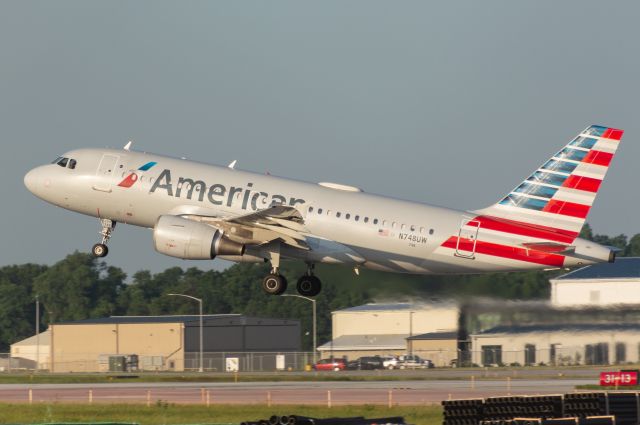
[123,141,133,151]
[228,160,237,169]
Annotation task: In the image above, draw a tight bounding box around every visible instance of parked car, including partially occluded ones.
[397,354,434,369]
[313,358,346,371]
[382,355,400,370]
[346,356,385,370]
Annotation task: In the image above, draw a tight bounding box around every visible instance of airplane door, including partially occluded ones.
[455,218,480,259]
[93,154,120,192]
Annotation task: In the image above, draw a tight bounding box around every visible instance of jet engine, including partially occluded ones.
[153,215,245,260]
[573,237,616,263]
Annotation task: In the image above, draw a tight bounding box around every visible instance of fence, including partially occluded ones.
[2,345,636,373]
[0,351,318,373]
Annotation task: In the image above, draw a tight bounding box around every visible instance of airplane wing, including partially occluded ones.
[182,205,310,251]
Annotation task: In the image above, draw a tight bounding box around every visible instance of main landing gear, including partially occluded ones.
[92,218,116,258]
[261,255,322,297]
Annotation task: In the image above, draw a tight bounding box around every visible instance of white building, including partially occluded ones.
[550,257,640,306]
[9,330,50,370]
[318,302,458,360]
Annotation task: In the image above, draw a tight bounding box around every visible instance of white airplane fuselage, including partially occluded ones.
[24,145,613,276]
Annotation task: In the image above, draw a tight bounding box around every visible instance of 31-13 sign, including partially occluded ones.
[600,371,638,386]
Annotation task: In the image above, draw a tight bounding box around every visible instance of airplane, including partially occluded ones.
[24,125,623,297]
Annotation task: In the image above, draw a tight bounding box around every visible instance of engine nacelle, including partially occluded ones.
[153,215,245,260]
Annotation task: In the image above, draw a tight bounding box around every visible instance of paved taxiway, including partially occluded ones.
[0,378,595,405]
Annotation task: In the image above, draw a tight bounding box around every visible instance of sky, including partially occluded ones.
[1,1,639,277]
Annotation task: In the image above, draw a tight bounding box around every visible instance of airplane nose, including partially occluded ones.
[24,169,36,192]
[24,167,42,194]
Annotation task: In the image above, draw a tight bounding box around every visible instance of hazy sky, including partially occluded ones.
[2,1,639,277]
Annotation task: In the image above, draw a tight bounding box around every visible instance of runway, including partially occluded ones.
[0,378,595,405]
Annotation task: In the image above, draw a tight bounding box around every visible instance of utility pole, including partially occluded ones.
[167,293,204,372]
[35,295,39,372]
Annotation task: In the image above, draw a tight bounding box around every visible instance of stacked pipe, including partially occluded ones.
[521,396,564,419]
[483,397,525,421]
[607,393,638,425]
[442,399,485,425]
[564,393,608,418]
[241,414,406,425]
[479,418,614,425]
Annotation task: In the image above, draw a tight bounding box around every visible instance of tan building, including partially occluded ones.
[406,331,458,367]
[318,303,459,360]
[49,314,300,373]
[10,330,50,370]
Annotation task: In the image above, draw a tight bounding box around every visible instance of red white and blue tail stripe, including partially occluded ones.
[437,125,623,270]
[477,125,623,235]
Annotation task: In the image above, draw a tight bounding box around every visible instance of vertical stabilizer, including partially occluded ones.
[476,125,623,237]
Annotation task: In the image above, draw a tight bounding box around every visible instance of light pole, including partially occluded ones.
[281,294,317,363]
[167,293,203,373]
[35,295,39,372]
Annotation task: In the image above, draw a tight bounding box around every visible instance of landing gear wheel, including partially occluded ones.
[92,243,109,258]
[296,275,322,297]
[262,274,288,295]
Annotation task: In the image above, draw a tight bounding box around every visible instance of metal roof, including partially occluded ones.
[57,314,243,325]
[554,257,640,281]
[317,334,408,351]
[477,322,640,335]
[335,302,455,313]
[407,331,458,341]
[11,330,51,347]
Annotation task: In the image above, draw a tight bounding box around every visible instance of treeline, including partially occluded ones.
[0,223,637,351]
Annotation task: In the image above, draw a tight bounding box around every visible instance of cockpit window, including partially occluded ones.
[52,157,76,169]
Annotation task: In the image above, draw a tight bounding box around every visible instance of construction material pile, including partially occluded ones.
[242,414,406,425]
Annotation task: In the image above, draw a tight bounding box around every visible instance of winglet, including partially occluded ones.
[124,141,133,151]
[228,160,237,169]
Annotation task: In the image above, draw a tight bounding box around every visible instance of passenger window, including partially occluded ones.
[420,227,425,233]
[382,220,387,226]
[308,206,314,213]
[336,212,341,218]
[68,159,77,169]
[373,218,379,225]
[410,225,416,232]
[401,224,406,230]
[355,215,360,222]
[345,213,351,220]
[364,217,369,223]
[429,229,434,235]
[392,222,397,228]
[318,208,323,214]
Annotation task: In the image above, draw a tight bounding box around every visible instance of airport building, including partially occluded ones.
[468,258,640,366]
[45,314,300,372]
[317,302,459,365]
[549,258,640,306]
[8,330,50,371]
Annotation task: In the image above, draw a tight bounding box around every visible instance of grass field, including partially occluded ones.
[0,373,434,385]
[0,368,604,385]
[0,403,443,425]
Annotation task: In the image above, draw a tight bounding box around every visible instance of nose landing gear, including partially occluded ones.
[92,218,116,258]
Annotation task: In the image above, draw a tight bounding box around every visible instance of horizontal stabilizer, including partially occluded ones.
[522,242,575,255]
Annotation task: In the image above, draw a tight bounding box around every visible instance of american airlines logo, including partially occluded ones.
[149,169,306,211]
[118,162,158,188]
